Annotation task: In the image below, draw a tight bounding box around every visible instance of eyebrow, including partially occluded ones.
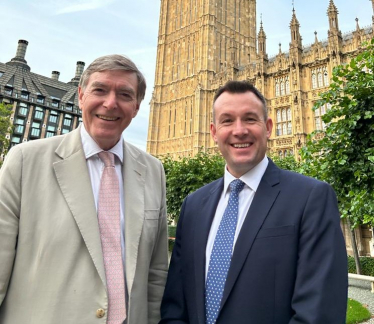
[90,82,136,96]
[90,81,107,88]
[219,112,260,119]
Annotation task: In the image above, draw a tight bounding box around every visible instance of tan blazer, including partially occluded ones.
[0,128,168,324]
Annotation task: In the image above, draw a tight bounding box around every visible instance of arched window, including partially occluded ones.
[277,124,282,136]
[287,122,292,135]
[312,73,317,89]
[276,108,292,137]
[275,82,280,97]
[285,78,290,94]
[282,109,287,121]
[277,110,281,122]
[317,72,323,87]
[324,70,329,86]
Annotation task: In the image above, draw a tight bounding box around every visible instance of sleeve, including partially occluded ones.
[159,197,189,324]
[147,161,169,324]
[289,181,348,324]
[0,147,22,305]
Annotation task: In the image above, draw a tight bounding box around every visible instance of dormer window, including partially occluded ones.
[51,100,59,108]
[21,91,29,100]
[4,86,13,96]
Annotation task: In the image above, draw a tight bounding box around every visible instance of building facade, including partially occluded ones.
[148,0,374,256]
[0,40,82,147]
[147,0,374,159]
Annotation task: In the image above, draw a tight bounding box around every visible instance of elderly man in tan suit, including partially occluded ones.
[0,55,168,324]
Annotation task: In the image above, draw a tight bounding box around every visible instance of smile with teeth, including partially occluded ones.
[97,114,119,121]
[233,143,250,148]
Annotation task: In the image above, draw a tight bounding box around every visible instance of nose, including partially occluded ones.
[103,91,117,110]
[232,120,249,136]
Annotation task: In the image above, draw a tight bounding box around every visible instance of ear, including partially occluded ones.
[78,87,84,109]
[210,123,217,143]
[132,103,140,118]
[266,118,273,139]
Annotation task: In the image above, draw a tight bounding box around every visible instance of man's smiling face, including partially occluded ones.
[78,69,139,150]
[210,91,273,178]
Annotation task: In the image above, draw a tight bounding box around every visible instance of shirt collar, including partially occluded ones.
[223,156,269,196]
[80,124,124,163]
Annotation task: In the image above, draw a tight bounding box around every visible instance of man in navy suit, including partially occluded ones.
[160,80,347,324]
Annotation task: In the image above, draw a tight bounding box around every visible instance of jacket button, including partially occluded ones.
[96,308,105,318]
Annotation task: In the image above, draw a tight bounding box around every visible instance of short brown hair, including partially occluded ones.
[79,54,146,103]
[212,81,268,122]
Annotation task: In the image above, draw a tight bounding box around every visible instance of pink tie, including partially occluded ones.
[98,151,126,323]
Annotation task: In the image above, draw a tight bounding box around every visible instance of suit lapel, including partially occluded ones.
[194,179,223,324]
[53,128,106,286]
[122,142,146,296]
[220,161,281,309]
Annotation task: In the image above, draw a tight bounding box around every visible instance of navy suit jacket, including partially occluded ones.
[160,160,347,324]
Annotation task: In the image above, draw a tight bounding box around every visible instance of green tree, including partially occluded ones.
[270,154,303,173]
[301,39,374,273]
[161,150,225,223]
[0,102,13,167]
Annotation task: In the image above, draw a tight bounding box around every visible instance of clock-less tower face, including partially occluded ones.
[147,0,257,158]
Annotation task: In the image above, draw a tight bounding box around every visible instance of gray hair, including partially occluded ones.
[79,54,146,103]
[212,80,268,123]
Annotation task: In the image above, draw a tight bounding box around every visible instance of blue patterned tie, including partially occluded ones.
[205,179,245,324]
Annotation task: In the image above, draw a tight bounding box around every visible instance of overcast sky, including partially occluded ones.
[0,0,372,151]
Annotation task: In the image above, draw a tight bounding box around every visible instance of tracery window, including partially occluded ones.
[275,76,290,97]
[311,66,329,89]
[314,103,331,130]
[276,107,292,136]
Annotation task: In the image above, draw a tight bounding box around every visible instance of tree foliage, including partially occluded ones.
[0,102,13,167]
[301,38,374,227]
[161,151,225,223]
[270,154,303,173]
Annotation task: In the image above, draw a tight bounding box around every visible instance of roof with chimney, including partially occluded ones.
[0,40,84,109]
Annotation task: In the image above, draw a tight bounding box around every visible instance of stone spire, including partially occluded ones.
[314,31,318,44]
[327,0,340,32]
[258,17,267,56]
[289,7,302,48]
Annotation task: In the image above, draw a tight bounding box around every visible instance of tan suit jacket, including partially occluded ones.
[0,127,168,324]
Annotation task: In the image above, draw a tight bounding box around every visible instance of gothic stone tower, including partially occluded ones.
[147,0,374,159]
[147,0,257,157]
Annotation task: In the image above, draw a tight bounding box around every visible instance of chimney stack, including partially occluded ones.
[75,61,85,79]
[51,71,60,81]
[69,61,85,86]
[7,39,31,70]
[15,40,28,61]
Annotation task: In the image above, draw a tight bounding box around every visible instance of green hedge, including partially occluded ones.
[168,226,176,238]
[348,256,374,276]
[168,226,176,252]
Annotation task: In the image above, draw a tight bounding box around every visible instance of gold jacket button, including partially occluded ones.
[96,308,105,318]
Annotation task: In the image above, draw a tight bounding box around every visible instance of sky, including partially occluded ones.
[0,0,372,151]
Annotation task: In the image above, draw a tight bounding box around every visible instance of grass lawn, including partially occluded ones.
[346,298,372,324]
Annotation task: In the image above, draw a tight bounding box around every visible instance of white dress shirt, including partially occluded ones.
[80,125,126,265]
[205,156,269,279]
